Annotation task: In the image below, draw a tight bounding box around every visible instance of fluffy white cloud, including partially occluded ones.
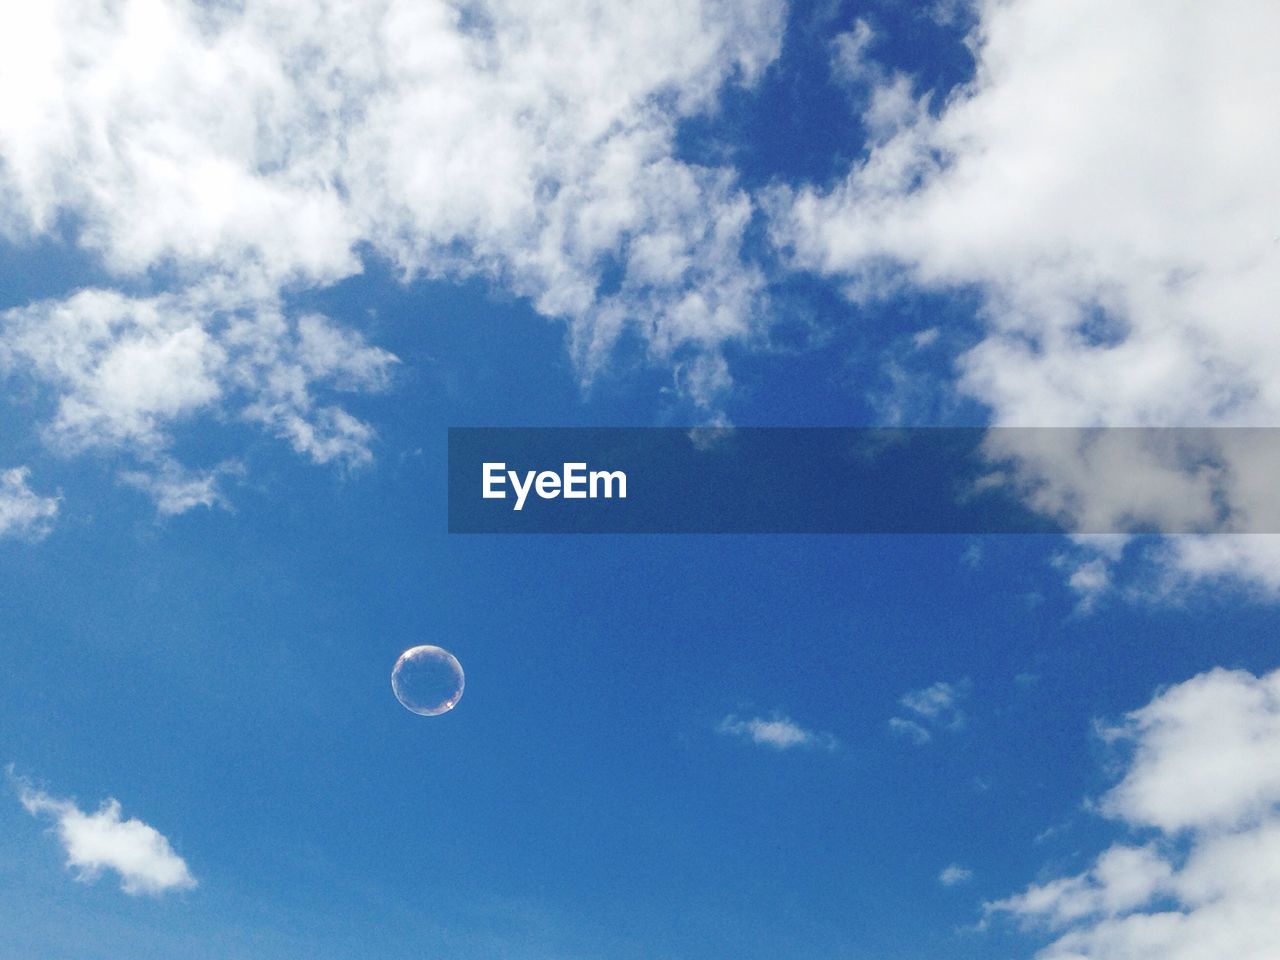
[15,777,196,896]
[718,713,838,751]
[1,284,398,495]
[775,1,1280,588]
[0,466,59,539]
[1097,668,1280,833]
[0,0,784,512]
[988,666,1280,959]
[1157,536,1280,597]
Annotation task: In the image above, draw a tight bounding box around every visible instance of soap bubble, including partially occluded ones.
[391,645,465,716]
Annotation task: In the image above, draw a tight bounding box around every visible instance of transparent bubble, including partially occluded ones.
[391,645,465,716]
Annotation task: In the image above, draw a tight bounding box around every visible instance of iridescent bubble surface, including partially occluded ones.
[391,645,465,716]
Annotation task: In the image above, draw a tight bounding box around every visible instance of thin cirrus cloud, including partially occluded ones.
[13,773,196,897]
[986,666,1280,959]
[718,713,838,752]
[0,0,785,520]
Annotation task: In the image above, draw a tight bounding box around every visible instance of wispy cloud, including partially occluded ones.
[900,680,968,726]
[13,772,196,896]
[0,467,59,540]
[888,716,932,745]
[939,864,973,887]
[718,713,838,752]
[119,458,244,516]
[890,679,970,745]
[1052,551,1113,613]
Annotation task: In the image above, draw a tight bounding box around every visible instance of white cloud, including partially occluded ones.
[1156,535,1280,598]
[718,713,838,752]
[15,775,196,896]
[2,289,226,452]
[1056,554,1112,612]
[1096,668,1280,833]
[0,0,785,510]
[1,285,398,491]
[940,863,974,887]
[987,666,1280,959]
[829,20,926,143]
[900,680,968,723]
[912,326,941,350]
[775,1,1280,590]
[119,457,244,515]
[891,679,970,742]
[888,716,932,745]
[890,680,967,747]
[0,466,59,539]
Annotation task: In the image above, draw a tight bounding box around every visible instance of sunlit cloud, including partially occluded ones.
[13,772,196,896]
[987,666,1280,958]
[0,0,785,516]
[775,0,1280,593]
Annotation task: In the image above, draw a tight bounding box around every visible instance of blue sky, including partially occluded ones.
[3,2,1280,959]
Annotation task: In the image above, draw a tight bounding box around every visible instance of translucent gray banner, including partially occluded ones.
[448,428,1280,534]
